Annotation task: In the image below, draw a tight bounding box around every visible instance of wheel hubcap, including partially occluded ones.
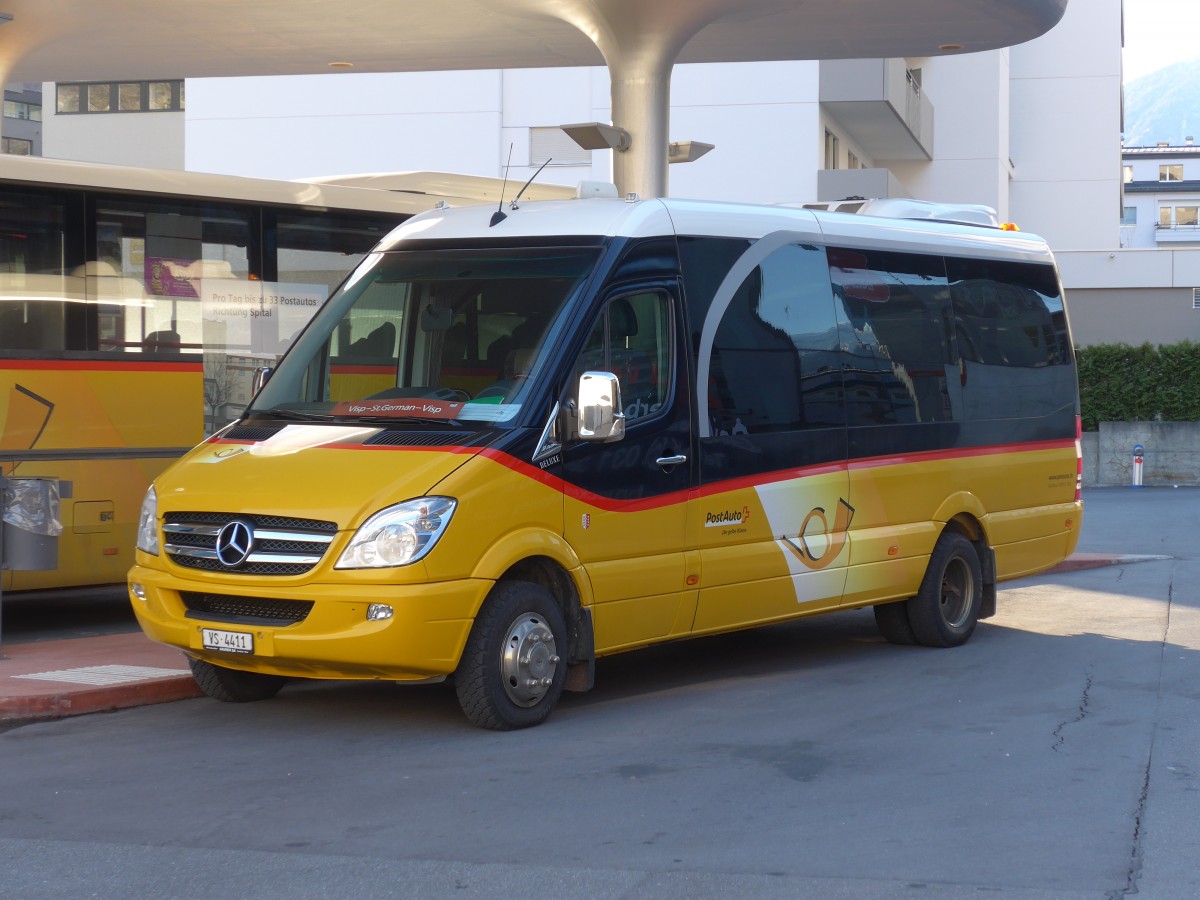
[500,613,560,707]
[940,557,975,628]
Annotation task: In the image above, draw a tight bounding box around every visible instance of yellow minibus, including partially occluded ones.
[129,194,1082,729]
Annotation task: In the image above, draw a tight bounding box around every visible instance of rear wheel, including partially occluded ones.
[188,657,286,702]
[455,580,567,730]
[906,531,983,648]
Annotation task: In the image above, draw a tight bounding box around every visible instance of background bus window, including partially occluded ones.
[91,201,256,433]
[0,190,75,353]
[274,209,397,295]
[91,201,252,357]
[829,247,957,426]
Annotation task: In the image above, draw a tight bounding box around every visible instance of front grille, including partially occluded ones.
[364,430,471,447]
[181,591,314,626]
[172,557,315,576]
[220,425,284,442]
[163,511,337,576]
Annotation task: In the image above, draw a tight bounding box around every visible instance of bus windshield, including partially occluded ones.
[248,246,602,426]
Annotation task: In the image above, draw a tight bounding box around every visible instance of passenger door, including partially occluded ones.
[690,239,851,634]
[830,246,960,607]
[561,286,695,653]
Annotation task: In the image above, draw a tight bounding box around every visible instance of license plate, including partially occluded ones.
[201,628,254,654]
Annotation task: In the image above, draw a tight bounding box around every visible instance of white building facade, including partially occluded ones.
[40,0,1198,347]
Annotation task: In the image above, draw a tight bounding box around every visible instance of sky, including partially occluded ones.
[1122,0,1200,82]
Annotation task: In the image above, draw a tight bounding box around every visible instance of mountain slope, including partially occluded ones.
[1124,56,1200,146]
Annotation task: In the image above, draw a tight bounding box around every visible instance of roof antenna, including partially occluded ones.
[490,144,514,227]
[510,157,552,209]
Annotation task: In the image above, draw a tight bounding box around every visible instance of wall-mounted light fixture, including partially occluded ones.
[668,141,715,164]
[560,122,632,152]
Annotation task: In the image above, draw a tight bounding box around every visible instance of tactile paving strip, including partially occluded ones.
[13,665,190,686]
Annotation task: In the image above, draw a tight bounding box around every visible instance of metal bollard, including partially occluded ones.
[1131,443,1144,487]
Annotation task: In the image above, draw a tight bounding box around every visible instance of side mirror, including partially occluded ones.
[251,366,272,396]
[577,371,625,443]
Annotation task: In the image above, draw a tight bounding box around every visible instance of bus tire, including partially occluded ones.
[188,657,286,702]
[873,601,918,645]
[907,531,983,648]
[455,580,566,730]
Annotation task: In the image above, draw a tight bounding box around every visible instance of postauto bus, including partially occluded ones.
[0,155,565,596]
[0,157,532,600]
[129,193,1083,729]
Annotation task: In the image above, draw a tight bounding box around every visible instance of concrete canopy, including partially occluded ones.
[0,0,1069,197]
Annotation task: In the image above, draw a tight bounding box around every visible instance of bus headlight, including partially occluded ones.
[335,497,456,569]
[136,485,159,555]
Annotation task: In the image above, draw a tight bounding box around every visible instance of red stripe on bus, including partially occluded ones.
[202,435,1076,515]
[0,359,203,373]
[847,438,1075,471]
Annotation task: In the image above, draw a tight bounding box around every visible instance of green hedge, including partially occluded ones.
[1076,341,1200,431]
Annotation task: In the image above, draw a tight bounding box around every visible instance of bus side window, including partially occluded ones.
[829,246,956,426]
[0,304,42,349]
[572,292,672,424]
[707,243,842,435]
[946,257,1072,420]
[947,257,1068,368]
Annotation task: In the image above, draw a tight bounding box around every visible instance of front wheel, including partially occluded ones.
[455,581,567,730]
[188,657,287,702]
[906,531,984,648]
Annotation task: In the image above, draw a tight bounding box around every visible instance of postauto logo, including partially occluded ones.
[704,506,751,528]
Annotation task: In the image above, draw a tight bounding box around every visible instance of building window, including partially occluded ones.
[55,80,185,114]
[529,127,592,167]
[119,83,142,111]
[56,84,80,113]
[87,83,111,112]
[1177,206,1198,226]
[847,151,860,170]
[1160,164,1184,182]
[1123,165,1133,183]
[1121,207,1137,225]
[1,137,32,155]
[824,130,839,169]
[1159,207,1173,227]
[3,100,41,121]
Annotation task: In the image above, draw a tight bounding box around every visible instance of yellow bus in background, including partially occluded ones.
[1,156,565,595]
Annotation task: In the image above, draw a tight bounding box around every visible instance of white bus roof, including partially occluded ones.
[378,196,1055,264]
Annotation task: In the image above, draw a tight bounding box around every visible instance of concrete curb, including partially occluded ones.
[0,632,203,725]
[0,676,204,723]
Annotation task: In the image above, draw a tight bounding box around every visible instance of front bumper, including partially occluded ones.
[128,563,492,681]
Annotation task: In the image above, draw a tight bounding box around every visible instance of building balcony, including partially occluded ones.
[1154,224,1200,243]
[819,58,933,161]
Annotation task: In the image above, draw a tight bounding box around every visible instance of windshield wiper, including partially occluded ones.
[251,407,336,422]
[347,415,464,427]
